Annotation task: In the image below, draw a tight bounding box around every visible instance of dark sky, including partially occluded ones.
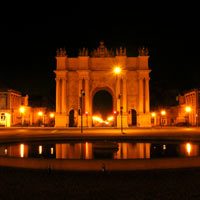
[0,11,199,107]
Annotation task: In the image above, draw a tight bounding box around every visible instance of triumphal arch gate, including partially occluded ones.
[54,42,151,127]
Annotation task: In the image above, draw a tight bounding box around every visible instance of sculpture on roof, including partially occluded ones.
[56,48,67,57]
[138,46,149,56]
[79,47,88,56]
[91,41,114,57]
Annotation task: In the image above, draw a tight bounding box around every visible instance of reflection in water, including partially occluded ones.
[0,142,200,160]
[20,144,24,158]
[93,142,118,159]
[180,143,198,157]
[51,147,54,155]
[39,145,42,155]
[186,143,191,155]
[4,148,7,155]
[114,143,150,159]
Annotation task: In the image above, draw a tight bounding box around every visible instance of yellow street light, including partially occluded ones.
[19,107,25,126]
[19,106,25,113]
[161,110,166,116]
[49,113,55,118]
[185,106,191,113]
[38,111,43,116]
[114,66,121,74]
[151,112,156,117]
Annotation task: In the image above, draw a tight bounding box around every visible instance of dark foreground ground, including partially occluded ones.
[1,167,200,200]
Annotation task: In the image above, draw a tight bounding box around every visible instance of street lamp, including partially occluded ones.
[50,113,55,118]
[80,89,85,134]
[151,112,156,126]
[114,66,121,74]
[114,66,122,132]
[19,106,25,126]
[160,110,166,127]
[38,111,44,126]
[185,106,191,126]
[85,111,88,127]
[49,113,55,127]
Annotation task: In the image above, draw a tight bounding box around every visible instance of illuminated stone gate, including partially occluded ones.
[54,42,151,127]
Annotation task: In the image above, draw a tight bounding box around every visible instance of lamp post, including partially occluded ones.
[160,110,166,127]
[19,106,25,126]
[38,111,44,126]
[185,106,191,127]
[114,66,121,131]
[151,112,156,126]
[85,111,88,127]
[49,113,55,127]
[80,89,85,134]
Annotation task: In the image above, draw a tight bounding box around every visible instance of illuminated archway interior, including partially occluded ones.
[93,90,113,121]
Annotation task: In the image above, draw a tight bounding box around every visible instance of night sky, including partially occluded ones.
[0,12,199,109]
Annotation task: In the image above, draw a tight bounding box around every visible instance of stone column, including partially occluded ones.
[85,78,89,113]
[145,78,150,113]
[138,78,144,113]
[78,78,83,127]
[79,78,83,97]
[123,78,127,112]
[122,78,128,127]
[62,78,67,114]
[56,78,61,113]
[116,75,121,112]
[116,75,121,127]
[85,78,91,127]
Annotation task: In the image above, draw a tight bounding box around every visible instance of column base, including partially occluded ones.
[78,115,92,127]
[55,114,68,127]
[116,115,128,128]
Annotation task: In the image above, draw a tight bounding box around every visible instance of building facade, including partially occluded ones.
[0,89,29,127]
[54,42,151,127]
[151,89,200,126]
[0,89,55,127]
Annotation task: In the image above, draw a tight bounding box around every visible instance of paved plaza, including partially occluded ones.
[1,126,200,143]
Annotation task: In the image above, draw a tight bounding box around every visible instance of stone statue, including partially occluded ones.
[138,46,149,56]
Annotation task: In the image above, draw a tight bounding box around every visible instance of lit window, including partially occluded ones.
[1,113,6,121]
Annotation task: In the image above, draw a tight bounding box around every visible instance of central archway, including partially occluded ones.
[92,88,114,126]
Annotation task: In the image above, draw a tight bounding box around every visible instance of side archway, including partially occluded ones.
[131,109,137,126]
[69,110,75,127]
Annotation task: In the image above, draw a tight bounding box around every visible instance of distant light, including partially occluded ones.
[186,143,191,155]
[113,110,118,115]
[20,144,24,158]
[151,112,156,117]
[161,110,166,115]
[107,116,114,121]
[19,107,25,113]
[85,111,88,115]
[50,113,55,118]
[92,116,102,121]
[51,147,54,155]
[38,111,43,116]
[114,67,121,74]
[185,106,191,113]
[5,148,7,155]
[39,145,42,155]
[163,145,166,150]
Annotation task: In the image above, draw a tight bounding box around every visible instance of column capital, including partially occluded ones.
[61,77,68,81]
